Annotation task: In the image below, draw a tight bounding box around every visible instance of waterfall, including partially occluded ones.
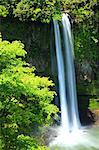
[53,13,80,132]
[62,13,80,130]
[53,20,69,131]
[50,13,99,150]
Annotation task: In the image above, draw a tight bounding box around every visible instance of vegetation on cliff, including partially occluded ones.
[0,0,98,23]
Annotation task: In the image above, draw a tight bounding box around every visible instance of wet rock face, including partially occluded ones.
[75,60,94,83]
[93,110,99,123]
[1,18,98,79]
[77,95,98,126]
[80,61,93,82]
[79,108,96,126]
[0,18,51,75]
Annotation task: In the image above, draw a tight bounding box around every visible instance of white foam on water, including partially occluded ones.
[49,127,99,150]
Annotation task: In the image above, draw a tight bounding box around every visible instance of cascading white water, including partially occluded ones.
[62,13,80,130]
[53,14,80,132]
[50,14,99,150]
[53,20,69,132]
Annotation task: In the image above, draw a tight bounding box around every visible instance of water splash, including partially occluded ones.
[49,127,99,150]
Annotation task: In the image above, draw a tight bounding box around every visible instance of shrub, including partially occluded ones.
[0,38,58,149]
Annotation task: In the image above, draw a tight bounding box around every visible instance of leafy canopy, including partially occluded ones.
[0,37,58,149]
[61,0,98,22]
[0,0,98,23]
[0,0,61,23]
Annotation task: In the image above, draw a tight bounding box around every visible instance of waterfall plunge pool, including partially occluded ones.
[49,126,99,150]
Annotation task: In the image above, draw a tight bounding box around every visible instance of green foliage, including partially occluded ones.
[0,38,58,149]
[77,81,99,96]
[0,5,9,17]
[17,134,50,150]
[89,98,99,110]
[13,0,61,23]
[74,24,98,72]
[87,81,99,96]
[61,0,98,22]
[0,0,98,23]
[0,0,61,23]
[74,24,98,60]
